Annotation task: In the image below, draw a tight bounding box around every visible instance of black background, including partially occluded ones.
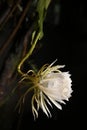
[17,0,86,129]
[0,0,86,129]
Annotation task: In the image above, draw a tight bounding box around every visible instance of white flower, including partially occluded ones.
[18,60,72,120]
[39,72,72,102]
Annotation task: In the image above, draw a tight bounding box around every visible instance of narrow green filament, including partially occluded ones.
[18,32,41,75]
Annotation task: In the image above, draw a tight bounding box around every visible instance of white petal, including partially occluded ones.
[39,85,61,100]
[48,96,62,110]
[40,93,49,117]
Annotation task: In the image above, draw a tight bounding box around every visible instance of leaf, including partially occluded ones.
[45,0,51,9]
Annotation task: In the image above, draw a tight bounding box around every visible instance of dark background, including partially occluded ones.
[0,0,86,129]
[16,0,86,129]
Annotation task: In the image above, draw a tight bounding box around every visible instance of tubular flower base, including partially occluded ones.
[18,60,72,119]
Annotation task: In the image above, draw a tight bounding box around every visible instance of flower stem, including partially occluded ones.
[17,32,41,75]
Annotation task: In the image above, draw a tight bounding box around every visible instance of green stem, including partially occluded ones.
[17,32,41,75]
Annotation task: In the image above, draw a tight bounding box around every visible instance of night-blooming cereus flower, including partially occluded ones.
[18,59,72,120]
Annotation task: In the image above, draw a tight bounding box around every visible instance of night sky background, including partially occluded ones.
[0,0,86,129]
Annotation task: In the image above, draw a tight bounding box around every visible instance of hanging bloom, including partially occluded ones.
[17,59,72,120]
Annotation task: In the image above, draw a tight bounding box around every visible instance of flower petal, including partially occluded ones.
[48,96,62,110]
